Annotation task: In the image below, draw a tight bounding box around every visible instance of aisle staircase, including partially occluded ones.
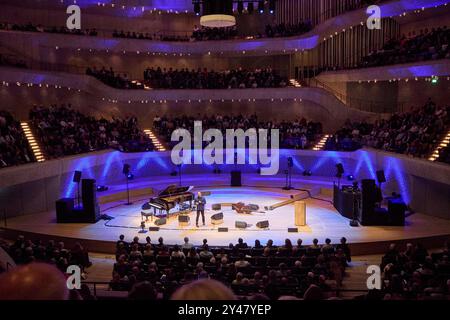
[20,122,45,162]
[429,129,450,161]
[143,128,166,151]
[312,134,331,151]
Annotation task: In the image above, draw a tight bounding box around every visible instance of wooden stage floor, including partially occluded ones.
[2,174,450,255]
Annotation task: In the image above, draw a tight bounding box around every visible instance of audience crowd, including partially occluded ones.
[265,21,312,38]
[378,241,450,300]
[0,235,91,274]
[357,26,450,69]
[153,114,322,150]
[29,104,154,158]
[112,30,190,42]
[0,110,34,168]
[0,22,98,36]
[86,67,144,90]
[325,100,450,158]
[144,67,288,89]
[192,26,239,41]
[109,235,351,300]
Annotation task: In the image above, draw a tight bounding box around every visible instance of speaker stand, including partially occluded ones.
[282,168,292,190]
[76,181,81,209]
[125,176,132,205]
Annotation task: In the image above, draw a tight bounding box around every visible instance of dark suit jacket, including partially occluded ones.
[196,196,206,211]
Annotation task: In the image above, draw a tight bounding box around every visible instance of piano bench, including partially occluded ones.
[141,211,154,221]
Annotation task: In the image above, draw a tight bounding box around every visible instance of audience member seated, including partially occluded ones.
[325,99,450,159]
[153,114,322,150]
[144,67,288,89]
[86,66,144,90]
[29,104,154,158]
[0,110,35,168]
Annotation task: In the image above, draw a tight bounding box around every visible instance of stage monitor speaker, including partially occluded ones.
[211,212,224,225]
[178,215,190,226]
[218,227,228,232]
[56,198,75,223]
[256,220,269,229]
[212,203,221,211]
[123,164,130,175]
[155,218,167,226]
[376,170,386,184]
[235,221,247,229]
[178,215,190,223]
[288,228,298,233]
[294,201,307,226]
[73,171,82,183]
[231,170,242,187]
[149,227,160,232]
[82,179,100,223]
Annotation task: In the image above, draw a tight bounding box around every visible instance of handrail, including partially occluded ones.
[308,78,406,113]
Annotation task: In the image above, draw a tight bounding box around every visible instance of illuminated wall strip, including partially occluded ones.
[20,122,45,162]
[429,130,450,161]
[143,129,166,152]
[312,134,330,151]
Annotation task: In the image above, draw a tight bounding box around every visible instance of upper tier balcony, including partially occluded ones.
[0,0,448,56]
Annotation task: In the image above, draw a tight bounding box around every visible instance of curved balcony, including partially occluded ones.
[0,0,448,56]
[0,66,381,131]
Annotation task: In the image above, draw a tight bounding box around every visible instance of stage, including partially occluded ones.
[2,174,450,255]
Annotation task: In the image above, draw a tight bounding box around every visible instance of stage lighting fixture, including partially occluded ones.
[431,76,439,84]
[96,185,109,192]
[347,175,354,181]
[237,1,244,14]
[258,1,264,13]
[247,2,254,14]
[194,1,201,15]
[303,170,312,176]
[127,173,134,180]
[287,157,293,168]
[269,0,276,13]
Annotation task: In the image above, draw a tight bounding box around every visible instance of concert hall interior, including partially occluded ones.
[0,0,450,303]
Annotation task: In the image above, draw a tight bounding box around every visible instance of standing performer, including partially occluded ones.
[195,192,206,227]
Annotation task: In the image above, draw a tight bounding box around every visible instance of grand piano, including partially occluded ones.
[141,184,194,220]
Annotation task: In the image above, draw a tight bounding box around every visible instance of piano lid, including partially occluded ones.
[158,184,194,197]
